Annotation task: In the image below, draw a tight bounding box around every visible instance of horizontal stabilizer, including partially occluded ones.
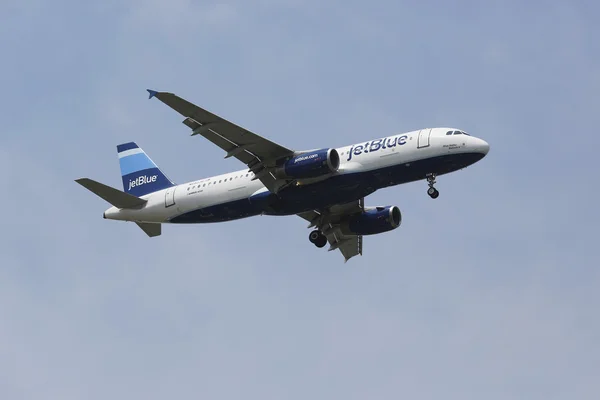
[135,222,161,237]
[75,178,147,209]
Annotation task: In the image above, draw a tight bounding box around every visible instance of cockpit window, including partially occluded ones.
[446,130,453,135]
[453,131,462,135]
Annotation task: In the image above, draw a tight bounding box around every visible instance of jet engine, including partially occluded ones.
[276,148,340,179]
[342,206,402,235]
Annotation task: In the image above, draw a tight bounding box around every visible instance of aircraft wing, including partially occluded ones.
[147,89,295,192]
[297,198,364,262]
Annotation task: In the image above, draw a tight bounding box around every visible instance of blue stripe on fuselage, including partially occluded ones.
[169,152,485,224]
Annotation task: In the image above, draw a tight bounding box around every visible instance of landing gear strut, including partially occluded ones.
[309,230,327,248]
[426,173,439,199]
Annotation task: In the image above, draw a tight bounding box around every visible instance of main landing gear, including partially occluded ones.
[309,230,328,248]
[426,173,440,199]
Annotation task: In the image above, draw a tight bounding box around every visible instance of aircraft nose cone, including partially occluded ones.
[477,138,490,155]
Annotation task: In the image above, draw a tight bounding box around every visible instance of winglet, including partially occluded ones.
[146,89,158,99]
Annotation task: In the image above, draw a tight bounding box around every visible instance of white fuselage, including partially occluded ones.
[104,127,489,223]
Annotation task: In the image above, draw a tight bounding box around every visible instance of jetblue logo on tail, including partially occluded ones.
[128,175,158,191]
[117,141,175,196]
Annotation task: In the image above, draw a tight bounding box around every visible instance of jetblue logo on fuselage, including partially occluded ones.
[128,175,158,190]
[346,135,408,161]
[294,153,319,163]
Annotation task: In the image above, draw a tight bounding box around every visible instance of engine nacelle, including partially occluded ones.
[343,206,402,236]
[276,148,340,179]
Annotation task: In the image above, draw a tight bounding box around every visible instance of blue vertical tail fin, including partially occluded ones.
[117,142,175,196]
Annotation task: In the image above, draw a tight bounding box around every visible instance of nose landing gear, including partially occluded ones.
[309,230,328,248]
[426,173,439,199]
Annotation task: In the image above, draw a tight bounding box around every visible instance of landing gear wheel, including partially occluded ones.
[309,230,321,243]
[315,234,327,248]
[309,230,328,248]
[426,173,439,199]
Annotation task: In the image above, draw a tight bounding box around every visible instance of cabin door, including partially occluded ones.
[165,187,176,208]
[417,129,431,148]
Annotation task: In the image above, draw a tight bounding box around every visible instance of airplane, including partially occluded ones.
[76,89,490,262]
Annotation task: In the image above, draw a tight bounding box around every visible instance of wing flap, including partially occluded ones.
[197,128,257,165]
[297,199,364,262]
[328,235,362,262]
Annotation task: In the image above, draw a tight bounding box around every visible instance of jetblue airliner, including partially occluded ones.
[76,89,490,261]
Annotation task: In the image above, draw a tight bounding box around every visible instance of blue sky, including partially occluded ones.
[1,1,599,399]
